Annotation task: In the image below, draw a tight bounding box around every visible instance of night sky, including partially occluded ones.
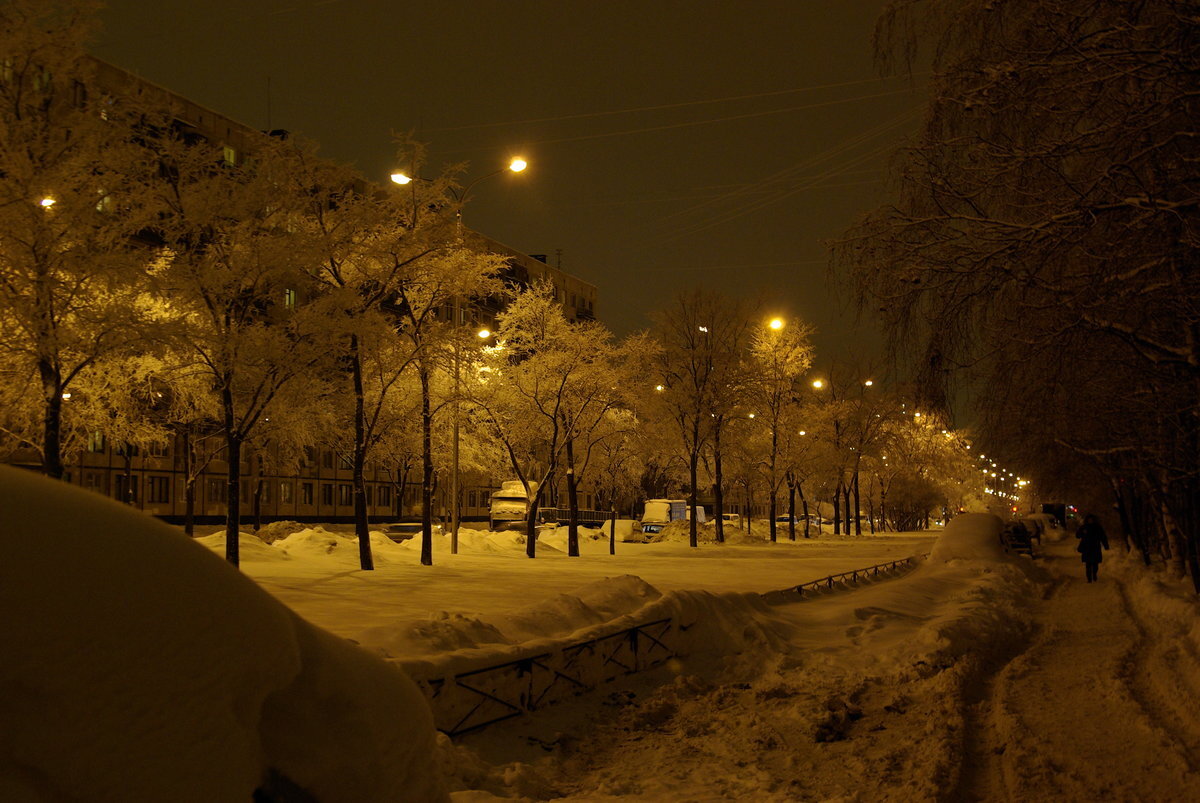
[93,0,925,358]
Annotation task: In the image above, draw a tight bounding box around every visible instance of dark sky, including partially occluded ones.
[93,0,925,359]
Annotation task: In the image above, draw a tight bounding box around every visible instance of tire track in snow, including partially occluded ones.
[958,545,1199,801]
[1114,578,1200,772]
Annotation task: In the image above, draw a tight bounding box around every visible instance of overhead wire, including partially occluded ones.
[658,107,921,240]
[423,73,928,133]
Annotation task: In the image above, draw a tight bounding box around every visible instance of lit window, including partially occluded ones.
[283,288,296,309]
[301,482,314,505]
[280,481,292,504]
[222,145,237,166]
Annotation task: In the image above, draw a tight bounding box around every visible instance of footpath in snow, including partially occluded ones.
[957,539,1200,801]
[4,465,1200,802]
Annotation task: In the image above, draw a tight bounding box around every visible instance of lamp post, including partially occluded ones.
[391,158,527,554]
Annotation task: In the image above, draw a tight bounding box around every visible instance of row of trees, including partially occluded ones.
[1,1,982,574]
[837,1,1199,589]
[638,290,982,547]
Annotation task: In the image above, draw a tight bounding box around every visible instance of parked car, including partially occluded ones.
[641,498,687,534]
[383,522,443,543]
[490,480,538,531]
[721,512,742,526]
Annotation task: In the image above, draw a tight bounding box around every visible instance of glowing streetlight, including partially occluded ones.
[768,317,784,330]
[812,379,825,389]
[655,384,664,392]
[40,197,56,208]
[864,379,874,387]
[508,157,527,172]
[477,328,491,339]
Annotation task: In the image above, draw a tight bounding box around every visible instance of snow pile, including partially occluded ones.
[929,512,1007,563]
[195,529,292,562]
[256,519,311,543]
[365,575,665,666]
[0,466,444,802]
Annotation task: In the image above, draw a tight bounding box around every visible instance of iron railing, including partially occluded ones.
[537,507,611,525]
[417,617,673,736]
[762,555,922,603]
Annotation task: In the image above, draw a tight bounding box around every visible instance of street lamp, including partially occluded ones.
[390,157,528,555]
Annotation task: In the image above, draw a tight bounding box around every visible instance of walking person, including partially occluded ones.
[1075,513,1109,582]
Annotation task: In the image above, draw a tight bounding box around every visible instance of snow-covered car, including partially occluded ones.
[721,513,742,526]
[383,522,442,542]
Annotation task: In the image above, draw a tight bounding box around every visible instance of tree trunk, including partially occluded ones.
[797,481,810,539]
[713,422,726,543]
[688,431,700,549]
[121,450,134,505]
[350,335,375,570]
[38,358,65,479]
[222,384,242,568]
[609,503,617,555]
[566,436,580,557]
[853,465,862,535]
[252,477,263,532]
[182,430,196,536]
[525,479,545,559]
[419,362,434,566]
[787,475,797,541]
[833,481,842,535]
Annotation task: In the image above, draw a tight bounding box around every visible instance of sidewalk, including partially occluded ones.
[959,541,1200,800]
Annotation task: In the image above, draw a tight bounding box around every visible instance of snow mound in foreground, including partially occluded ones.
[0,466,443,802]
[929,512,1007,563]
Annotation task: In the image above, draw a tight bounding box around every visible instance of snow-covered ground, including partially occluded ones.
[4,465,1200,801]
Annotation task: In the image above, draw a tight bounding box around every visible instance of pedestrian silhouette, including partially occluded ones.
[1075,513,1109,582]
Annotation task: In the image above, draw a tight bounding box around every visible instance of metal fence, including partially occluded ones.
[761,555,922,604]
[538,507,611,525]
[417,617,673,736]
[418,553,923,737]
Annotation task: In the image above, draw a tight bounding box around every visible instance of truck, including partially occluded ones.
[640,498,689,534]
[489,480,539,532]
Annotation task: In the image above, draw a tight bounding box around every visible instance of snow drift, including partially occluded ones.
[0,466,444,802]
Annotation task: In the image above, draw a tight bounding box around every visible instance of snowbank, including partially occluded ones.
[0,466,444,802]
[929,512,1007,563]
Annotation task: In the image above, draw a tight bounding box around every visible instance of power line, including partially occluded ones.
[424,73,928,133]
[437,87,918,155]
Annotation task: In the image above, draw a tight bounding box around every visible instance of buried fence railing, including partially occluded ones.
[418,617,674,737]
[763,555,924,602]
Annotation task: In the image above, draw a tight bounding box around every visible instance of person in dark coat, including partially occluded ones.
[1075,513,1109,582]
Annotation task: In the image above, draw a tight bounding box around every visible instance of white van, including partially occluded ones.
[641,498,693,533]
[489,480,538,531]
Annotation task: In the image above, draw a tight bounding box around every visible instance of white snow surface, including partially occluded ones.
[5,470,1200,802]
[0,466,441,802]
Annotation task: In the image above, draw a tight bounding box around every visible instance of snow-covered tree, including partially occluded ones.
[468,283,618,558]
[747,316,814,542]
[650,289,752,547]
[149,133,335,567]
[0,0,159,478]
[838,0,1200,585]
